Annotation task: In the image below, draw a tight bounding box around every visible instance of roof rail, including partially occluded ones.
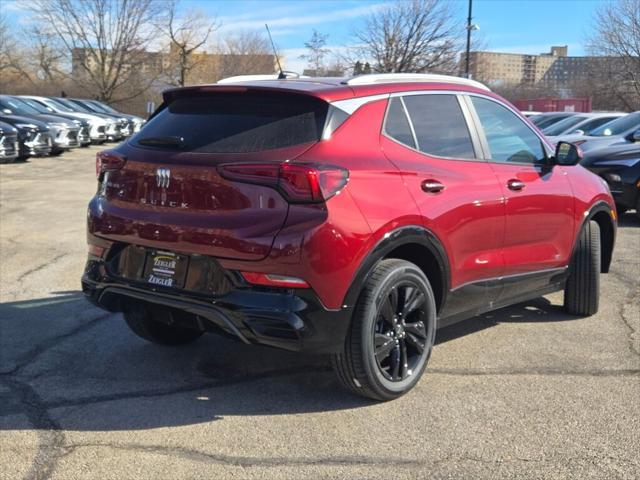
[343,73,491,91]
[217,73,309,84]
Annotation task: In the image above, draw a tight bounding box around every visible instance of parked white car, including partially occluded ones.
[20,95,111,144]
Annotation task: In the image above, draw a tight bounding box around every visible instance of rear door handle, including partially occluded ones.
[421,179,445,193]
[507,179,525,191]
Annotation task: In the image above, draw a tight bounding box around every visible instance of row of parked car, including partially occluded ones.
[0,95,146,163]
[523,110,640,218]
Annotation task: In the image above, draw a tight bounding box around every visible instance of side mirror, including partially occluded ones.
[554,141,583,166]
[573,129,585,136]
[632,129,640,142]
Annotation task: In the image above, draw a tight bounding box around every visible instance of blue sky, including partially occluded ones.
[3,0,603,71]
[181,0,602,70]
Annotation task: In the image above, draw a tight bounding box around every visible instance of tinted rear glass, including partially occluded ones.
[384,98,415,148]
[136,92,329,153]
[403,94,476,159]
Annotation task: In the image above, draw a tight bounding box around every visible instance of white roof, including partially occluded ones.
[343,73,491,91]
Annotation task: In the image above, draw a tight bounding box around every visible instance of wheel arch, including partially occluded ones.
[580,201,616,273]
[342,225,450,314]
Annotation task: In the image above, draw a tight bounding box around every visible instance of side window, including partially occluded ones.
[471,97,546,164]
[402,94,476,159]
[384,98,415,148]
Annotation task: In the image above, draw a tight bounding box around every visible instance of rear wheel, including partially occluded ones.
[564,220,600,316]
[123,305,204,345]
[332,259,437,401]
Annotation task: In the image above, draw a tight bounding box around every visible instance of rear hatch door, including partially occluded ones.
[92,90,329,261]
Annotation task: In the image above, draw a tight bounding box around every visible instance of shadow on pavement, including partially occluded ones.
[0,289,583,431]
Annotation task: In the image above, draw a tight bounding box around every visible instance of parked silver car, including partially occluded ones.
[543,112,626,143]
[21,95,110,144]
[0,95,81,154]
[83,99,146,133]
[554,112,640,152]
[529,112,577,129]
[16,96,91,147]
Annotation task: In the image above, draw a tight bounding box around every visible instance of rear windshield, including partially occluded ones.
[135,92,329,153]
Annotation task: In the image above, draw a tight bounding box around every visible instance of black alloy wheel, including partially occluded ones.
[332,259,436,401]
[373,282,429,382]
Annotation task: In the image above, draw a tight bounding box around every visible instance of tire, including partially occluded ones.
[0,157,16,164]
[635,196,640,222]
[123,305,204,345]
[332,259,437,401]
[564,220,601,316]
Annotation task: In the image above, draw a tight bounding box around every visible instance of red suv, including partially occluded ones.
[83,74,616,400]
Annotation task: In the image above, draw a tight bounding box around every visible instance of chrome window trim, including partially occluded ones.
[330,94,390,115]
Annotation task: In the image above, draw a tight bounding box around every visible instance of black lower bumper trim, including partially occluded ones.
[82,260,352,354]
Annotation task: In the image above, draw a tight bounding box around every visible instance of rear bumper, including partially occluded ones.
[81,257,352,354]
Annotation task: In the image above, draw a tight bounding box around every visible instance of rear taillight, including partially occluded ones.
[218,162,349,203]
[96,150,127,178]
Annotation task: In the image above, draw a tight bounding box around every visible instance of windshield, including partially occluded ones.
[588,112,640,136]
[55,97,89,113]
[136,92,328,153]
[17,98,50,114]
[0,96,41,116]
[543,116,588,136]
[43,98,75,113]
[86,101,112,114]
[72,99,102,114]
[534,114,575,130]
[93,101,118,114]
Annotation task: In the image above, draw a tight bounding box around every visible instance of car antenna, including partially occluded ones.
[265,24,286,80]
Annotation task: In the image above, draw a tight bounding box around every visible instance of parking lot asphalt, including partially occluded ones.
[0,146,638,480]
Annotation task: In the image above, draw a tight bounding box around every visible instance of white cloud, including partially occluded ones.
[1,1,30,13]
[217,3,385,33]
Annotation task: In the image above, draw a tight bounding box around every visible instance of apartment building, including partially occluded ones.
[464,46,605,88]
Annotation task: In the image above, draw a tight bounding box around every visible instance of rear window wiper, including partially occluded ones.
[137,136,185,148]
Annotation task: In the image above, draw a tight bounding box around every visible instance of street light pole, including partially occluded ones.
[465,0,473,78]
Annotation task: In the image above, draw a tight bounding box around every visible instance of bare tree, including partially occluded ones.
[350,0,459,74]
[587,0,640,109]
[299,29,330,76]
[27,0,165,102]
[25,26,66,83]
[0,13,34,87]
[216,31,276,79]
[161,0,218,87]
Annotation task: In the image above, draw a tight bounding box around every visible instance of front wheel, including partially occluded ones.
[332,259,437,401]
[564,220,600,316]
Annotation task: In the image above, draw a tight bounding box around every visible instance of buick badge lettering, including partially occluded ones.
[156,168,171,188]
